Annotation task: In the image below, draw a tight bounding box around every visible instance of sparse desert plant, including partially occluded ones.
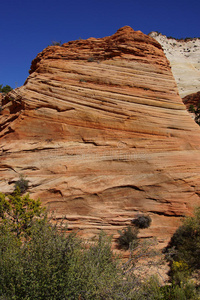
[131,214,152,229]
[14,174,29,193]
[87,56,95,62]
[117,225,139,250]
[189,104,195,113]
[0,84,13,94]
[51,40,62,46]
[79,78,87,83]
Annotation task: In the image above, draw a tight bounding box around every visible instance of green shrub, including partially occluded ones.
[167,207,200,271]
[159,281,199,300]
[1,190,199,299]
[0,220,132,299]
[189,104,195,113]
[0,84,13,94]
[0,188,45,238]
[165,206,200,290]
[117,225,139,250]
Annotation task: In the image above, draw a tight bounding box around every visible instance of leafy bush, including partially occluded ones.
[0,192,128,299]
[117,225,139,250]
[159,281,199,300]
[165,206,200,291]
[0,218,134,299]
[131,215,152,229]
[166,207,200,272]
[0,190,199,299]
[0,188,45,237]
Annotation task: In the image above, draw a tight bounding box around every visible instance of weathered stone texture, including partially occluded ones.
[1,26,200,245]
[149,32,200,97]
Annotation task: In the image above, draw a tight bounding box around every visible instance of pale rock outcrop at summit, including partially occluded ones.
[149,31,200,97]
[1,26,200,245]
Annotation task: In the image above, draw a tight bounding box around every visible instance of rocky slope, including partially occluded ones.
[149,32,200,97]
[183,91,200,110]
[1,26,200,245]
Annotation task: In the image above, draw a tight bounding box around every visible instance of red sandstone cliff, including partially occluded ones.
[1,26,200,245]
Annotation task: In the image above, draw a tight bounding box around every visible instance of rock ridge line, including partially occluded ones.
[1,26,200,245]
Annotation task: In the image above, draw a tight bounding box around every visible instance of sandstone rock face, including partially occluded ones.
[149,32,200,97]
[1,26,200,245]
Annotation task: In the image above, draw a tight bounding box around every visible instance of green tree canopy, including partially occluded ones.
[0,188,45,237]
[0,84,13,94]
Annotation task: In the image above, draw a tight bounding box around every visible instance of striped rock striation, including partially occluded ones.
[1,26,200,245]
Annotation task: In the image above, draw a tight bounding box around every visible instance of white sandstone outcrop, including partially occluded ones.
[149,32,200,97]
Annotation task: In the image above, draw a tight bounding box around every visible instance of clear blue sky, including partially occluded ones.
[1,0,199,89]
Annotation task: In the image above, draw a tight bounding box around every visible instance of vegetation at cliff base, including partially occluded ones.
[0,187,200,299]
[117,215,152,250]
[0,187,44,238]
[165,207,200,284]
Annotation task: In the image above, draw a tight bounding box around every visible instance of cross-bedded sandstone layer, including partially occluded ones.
[1,26,200,245]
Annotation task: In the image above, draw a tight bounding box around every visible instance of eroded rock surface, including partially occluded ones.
[149,32,200,97]
[1,26,200,245]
